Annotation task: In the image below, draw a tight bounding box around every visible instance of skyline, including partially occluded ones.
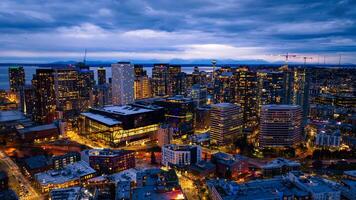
[0,0,356,64]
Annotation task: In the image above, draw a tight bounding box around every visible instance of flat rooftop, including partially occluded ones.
[344,170,356,178]
[262,104,301,110]
[101,105,153,115]
[17,123,57,134]
[35,161,96,186]
[50,187,81,200]
[163,144,199,152]
[81,112,121,126]
[132,186,184,200]
[211,103,237,109]
[0,110,25,123]
[262,158,300,169]
[89,149,133,157]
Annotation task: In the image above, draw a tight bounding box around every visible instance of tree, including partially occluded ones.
[150,151,157,165]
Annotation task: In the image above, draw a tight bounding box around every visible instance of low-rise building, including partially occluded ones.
[133,168,184,200]
[189,160,216,180]
[34,161,96,193]
[161,144,202,167]
[49,186,93,200]
[17,123,59,143]
[287,171,341,200]
[207,176,309,200]
[86,149,135,174]
[78,105,164,147]
[315,130,341,147]
[211,152,249,179]
[262,158,300,178]
[52,152,81,170]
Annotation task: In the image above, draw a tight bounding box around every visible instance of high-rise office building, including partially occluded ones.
[97,67,106,85]
[152,64,169,97]
[20,85,35,116]
[32,68,57,123]
[176,72,188,95]
[210,103,242,145]
[32,66,94,123]
[8,66,25,92]
[214,69,235,103]
[188,84,207,107]
[292,67,310,123]
[134,76,151,100]
[133,65,151,100]
[76,64,95,111]
[234,67,259,129]
[259,105,302,148]
[151,64,182,97]
[111,62,134,105]
[167,65,181,96]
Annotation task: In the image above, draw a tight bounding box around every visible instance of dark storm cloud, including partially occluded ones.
[0,0,355,63]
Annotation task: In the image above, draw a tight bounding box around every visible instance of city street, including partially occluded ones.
[0,150,43,200]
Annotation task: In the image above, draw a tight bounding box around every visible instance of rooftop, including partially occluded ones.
[262,158,300,169]
[163,144,199,152]
[212,152,239,166]
[24,155,50,170]
[34,161,96,186]
[17,123,57,134]
[50,187,82,200]
[0,110,25,123]
[101,105,153,115]
[262,104,301,110]
[344,170,356,178]
[88,148,133,157]
[81,112,121,126]
[211,103,237,109]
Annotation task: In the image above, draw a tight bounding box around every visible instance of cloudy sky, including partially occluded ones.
[1,0,356,64]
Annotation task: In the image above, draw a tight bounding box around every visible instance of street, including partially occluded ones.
[0,150,43,200]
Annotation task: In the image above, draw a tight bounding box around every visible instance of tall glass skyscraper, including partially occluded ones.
[111,62,134,105]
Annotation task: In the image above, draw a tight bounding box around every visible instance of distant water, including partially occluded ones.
[0,66,214,90]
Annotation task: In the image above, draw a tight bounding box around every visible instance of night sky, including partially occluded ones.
[1,0,355,64]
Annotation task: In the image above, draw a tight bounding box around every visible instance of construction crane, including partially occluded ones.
[270,53,297,65]
[298,56,313,65]
[211,59,217,81]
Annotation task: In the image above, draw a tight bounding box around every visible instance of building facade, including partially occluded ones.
[111,62,134,105]
[161,144,202,167]
[259,105,302,147]
[210,103,242,145]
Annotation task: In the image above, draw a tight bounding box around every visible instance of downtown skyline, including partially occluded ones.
[0,0,356,64]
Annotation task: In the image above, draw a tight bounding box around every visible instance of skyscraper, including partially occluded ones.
[152,64,169,97]
[97,67,106,85]
[259,104,302,148]
[292,67,310,124]
[32,68,56,123]
[234,67,259,129]
[134,64,151,100]
[8,66,25,92]
[210,103,242,145]
[111,62,134,105]
[134,76,151,99]
[214,67,235,103]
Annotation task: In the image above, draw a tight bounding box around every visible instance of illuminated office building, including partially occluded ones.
[78,105,164,147]
[151,64,182,97]
[134,75,151,100]
[112,62,134,105]
[167,65,181,95]
[234,67,259,129]
[32,67,94,124]
[97,67,106,85]
[161,144,202,167]
[134,64,151,99]
[32,68,57,123]
[175,72,188,95]
[8,66,25,92]
[154,96,195,137]
[259,105,302,148]
[93,83,111,107]
[87,149,135,174]
[188,84,207,107]
[214,68,235,103]
[210,103,242,145]
[151,64,169,97]
[292,67,310,123]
